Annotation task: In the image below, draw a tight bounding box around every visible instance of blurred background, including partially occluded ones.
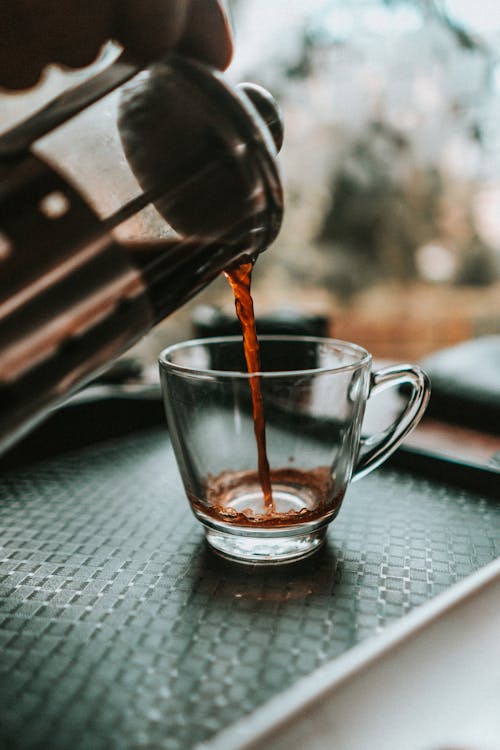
[218,0,500,361]
[2,0,500,365]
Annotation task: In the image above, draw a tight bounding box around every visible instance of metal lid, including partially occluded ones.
[118,54,284,256]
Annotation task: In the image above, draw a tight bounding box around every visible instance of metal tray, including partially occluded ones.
[205,558,500,750]
[0,408,499,750]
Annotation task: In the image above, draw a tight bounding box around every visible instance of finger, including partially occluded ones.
[0,47,45,91]
[177,0,233,70]
[112,0,190,63]
[43,0,115,70]
[0,0,233,92]
[0,0,114,90]
[0,3,45,89]
[113,0,233,70]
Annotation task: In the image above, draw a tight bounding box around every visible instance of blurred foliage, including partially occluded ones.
[229,0,500,296]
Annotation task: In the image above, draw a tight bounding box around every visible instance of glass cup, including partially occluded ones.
[159,335,430,564]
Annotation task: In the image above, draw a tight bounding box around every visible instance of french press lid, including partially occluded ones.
[118,54,284,256]
[0,52,283,258]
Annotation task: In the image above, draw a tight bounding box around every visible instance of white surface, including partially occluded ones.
[201,557,500,750]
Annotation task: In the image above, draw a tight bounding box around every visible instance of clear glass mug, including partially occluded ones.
[159,335,430,564]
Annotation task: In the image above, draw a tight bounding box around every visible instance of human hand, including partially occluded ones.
[0,0,233,90]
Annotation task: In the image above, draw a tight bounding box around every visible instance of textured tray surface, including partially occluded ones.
[0,427,498,750]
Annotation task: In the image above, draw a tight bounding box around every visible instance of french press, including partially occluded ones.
[0,53,283,455]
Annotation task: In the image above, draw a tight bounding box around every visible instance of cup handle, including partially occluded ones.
[352,364,431,481]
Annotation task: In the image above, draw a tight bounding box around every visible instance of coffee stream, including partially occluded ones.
[224,262,274,512]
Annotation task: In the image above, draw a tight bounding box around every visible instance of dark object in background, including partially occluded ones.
[191,305,330,372]
[422,336,500,435]
[91,357,144,385]
[0,385,164,471]
[192,305,329,338]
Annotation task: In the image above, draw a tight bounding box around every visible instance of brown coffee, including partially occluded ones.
[192,466,344,529]
[225,261,274,511]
